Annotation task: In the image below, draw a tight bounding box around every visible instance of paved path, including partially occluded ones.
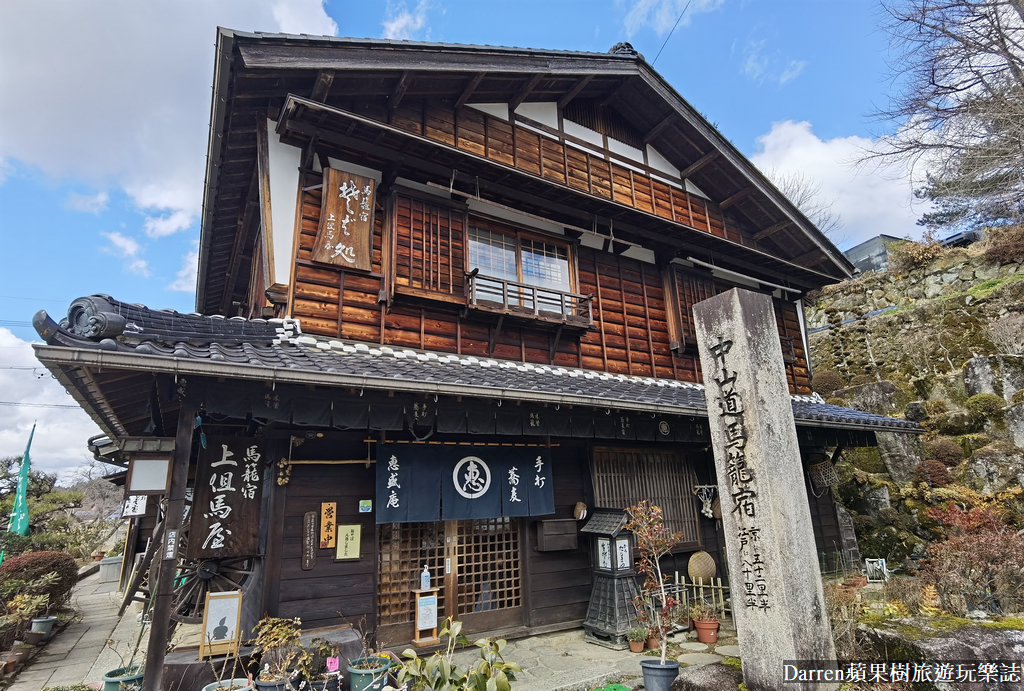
[8,570,131,690]
[9,569,740,691]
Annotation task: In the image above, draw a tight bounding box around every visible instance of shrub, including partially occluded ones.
[812,369,846,398]
[849,374,875,387]
[919,505,1024,615]
[924,399,948,417]
[923,436,965,467]
[1013,389,1024,406]
[825,397,847,407]
[913,460,950,487]
[982,224,1024,263]
[887,236,945,273]
[965,392,1005,421]
[0,551,78,612]
[882,577,924,614]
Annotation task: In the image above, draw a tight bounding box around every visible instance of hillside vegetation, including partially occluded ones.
[806,226,1024,572]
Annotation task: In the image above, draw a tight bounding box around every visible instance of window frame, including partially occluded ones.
[465,217,578,295]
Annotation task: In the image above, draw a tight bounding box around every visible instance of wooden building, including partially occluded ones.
[33,30,918,671]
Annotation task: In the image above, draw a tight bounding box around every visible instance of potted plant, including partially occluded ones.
[690,601,720,644]
[203,647,254,691]
[625,500,683,691]
[626,625,648,653]
[293,636,342,691]
[346,640,393,691]
[385,617,520,691]
[101,638,145,691]
[251,616,302,690]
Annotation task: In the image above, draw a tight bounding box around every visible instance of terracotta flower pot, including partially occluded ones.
[694,619,719,644]
[646,636,660,650]
[628,639,645,652]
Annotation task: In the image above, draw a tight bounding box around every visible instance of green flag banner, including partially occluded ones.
[9,424,34,537]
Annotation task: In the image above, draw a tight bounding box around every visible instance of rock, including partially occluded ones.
[1006,403,1024,448]
[876,431,923,485]
[999,355,1024,403]
[837,380,902,416]
[966,442,1024,493]
[671,662,743,690]
[966,610,990,620]
[676,652,724,667]
[859,617,1024,690]
[713,644,742,657]
[866,485,891,511]
[932,410,984,436]
[905,401,927,422]
[964,356,998,397]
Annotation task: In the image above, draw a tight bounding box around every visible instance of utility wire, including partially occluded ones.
[0,401,81,410]
[652,0,692,67]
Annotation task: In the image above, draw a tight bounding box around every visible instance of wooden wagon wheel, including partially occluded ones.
[168,522,258,624]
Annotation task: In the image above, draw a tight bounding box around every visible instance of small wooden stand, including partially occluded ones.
[412,587,439,646]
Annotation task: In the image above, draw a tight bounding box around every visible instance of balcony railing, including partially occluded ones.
[467,273,593,328]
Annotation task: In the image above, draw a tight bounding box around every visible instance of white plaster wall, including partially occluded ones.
[266,122,302,287]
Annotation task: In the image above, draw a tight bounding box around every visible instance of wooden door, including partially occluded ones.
[377,518,523,642]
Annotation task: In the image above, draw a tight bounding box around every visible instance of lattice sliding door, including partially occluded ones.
[377,518,524,639]
[453,518,522,617]
[378,522,446,631]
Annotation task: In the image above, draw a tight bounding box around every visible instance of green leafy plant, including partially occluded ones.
[689,600,718,623]
[251,616,302,682]
[626,625,648,643]
[386,617,520,691]
[625,500,683,666]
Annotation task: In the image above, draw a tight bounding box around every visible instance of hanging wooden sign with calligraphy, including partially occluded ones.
[311,167,375,271]
[320,502,337,549]
[302,511,318,571]
[187,437,263,559]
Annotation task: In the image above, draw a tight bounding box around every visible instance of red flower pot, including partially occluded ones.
[694,619,719,644]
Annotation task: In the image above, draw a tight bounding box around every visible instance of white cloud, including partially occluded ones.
[382,0,431,40]
[0,0,337,238]
[741,39,805,86]
[750,120,924,249]
[102,231,151,277]
[778,59,806,85]
[169,242,200,293]
[272,0,338,35]
[66,190,109,214]
[144,209,194,239]
[622,0,723,37]
[0,329,102,482]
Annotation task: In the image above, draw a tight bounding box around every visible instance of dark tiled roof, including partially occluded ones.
[33,295,921,434]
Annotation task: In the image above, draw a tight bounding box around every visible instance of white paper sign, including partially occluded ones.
[122,495,148,518]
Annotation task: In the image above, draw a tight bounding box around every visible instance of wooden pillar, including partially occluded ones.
[142,403,196,691]
[694,289,836,690]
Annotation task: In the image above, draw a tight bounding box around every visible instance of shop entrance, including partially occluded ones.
[377,517,523,642]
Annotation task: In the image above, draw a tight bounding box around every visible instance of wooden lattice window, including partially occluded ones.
[378,522,446,626]
[591,447,701,549]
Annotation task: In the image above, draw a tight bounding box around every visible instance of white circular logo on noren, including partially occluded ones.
[453,456,491,499]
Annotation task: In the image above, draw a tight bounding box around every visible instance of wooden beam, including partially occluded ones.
[510,73,544,112]
[719,187,753,209]
[790,247,825,266]
[310,70,335,102]
[642,113,676,145]
[455,73,486,109]
[679,150,720,179]
[753,220,792,240]
[557,75,593,109]
[600,80,630,108]
[141,403,196,691]
[389,71,413,111]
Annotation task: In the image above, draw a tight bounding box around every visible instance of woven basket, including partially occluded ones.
[808,460,840,490]
[687,550,716,581]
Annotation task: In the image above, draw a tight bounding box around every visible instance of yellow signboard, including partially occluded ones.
[336,524,361,561]
[320,502,337,549]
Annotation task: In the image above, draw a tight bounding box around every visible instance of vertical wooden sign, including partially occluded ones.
[312,167,375,271]
[320,502,337,548]
[302,511,317,571]
[188,438,263,559]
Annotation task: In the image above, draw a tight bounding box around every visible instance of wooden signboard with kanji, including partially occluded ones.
[311,167,375,271]
[187,437,263,559]
[320,502,337,548]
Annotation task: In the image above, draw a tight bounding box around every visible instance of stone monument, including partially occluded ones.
[694,288,837,690]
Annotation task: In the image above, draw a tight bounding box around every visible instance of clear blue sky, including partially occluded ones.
[0,0,922,477]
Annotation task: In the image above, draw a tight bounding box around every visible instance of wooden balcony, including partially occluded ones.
[466,273,593,329]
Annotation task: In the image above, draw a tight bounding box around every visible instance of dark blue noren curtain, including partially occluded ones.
[376,445,553,524]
